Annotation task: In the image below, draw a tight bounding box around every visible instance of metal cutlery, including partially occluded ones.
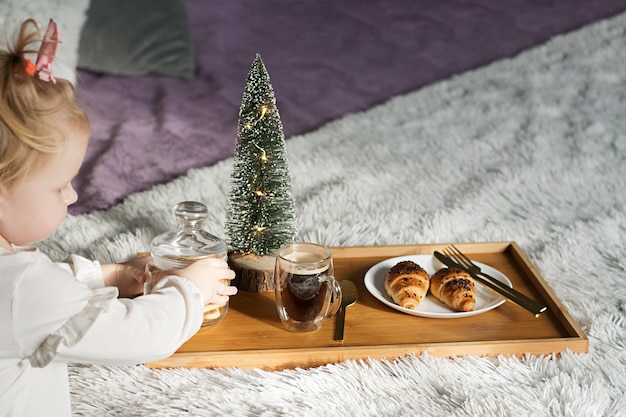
[434,248,547,317]
[334,280,358,341]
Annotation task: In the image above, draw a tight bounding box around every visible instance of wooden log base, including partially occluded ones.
[228,251,276,292]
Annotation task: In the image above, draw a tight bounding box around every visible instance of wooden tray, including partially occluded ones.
[146,242,587,370]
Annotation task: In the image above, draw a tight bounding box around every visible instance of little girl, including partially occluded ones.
[0,19,238,416]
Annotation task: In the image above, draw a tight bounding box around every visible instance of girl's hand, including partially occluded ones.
[165,258,237,305]
[101,255,150,298]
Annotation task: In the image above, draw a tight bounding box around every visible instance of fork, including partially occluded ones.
[443,245,548,317]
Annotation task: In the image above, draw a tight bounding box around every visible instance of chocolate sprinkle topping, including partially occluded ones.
[389,260,427,276]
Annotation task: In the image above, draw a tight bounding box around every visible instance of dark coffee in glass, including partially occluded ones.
[275,243,342,332]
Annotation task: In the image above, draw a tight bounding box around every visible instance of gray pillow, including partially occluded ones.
[77,0,195,78]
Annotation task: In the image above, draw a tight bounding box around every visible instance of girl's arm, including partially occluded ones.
[13,252,204,367]
[100,255,150,297]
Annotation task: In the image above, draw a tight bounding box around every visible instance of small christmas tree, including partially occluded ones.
[226,54,296,291]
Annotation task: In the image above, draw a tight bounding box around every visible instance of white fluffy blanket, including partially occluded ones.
[39,11,626,417]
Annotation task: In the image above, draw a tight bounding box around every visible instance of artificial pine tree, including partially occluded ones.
[226,54,296,291]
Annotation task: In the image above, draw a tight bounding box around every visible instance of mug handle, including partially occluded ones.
[322,275,343,318]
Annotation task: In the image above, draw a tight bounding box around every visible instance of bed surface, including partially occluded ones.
[72,0,626,215]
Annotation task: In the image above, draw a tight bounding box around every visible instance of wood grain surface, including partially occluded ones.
[146,242,587,370]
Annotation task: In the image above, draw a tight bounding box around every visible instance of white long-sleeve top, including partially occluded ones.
[0,247,204,417]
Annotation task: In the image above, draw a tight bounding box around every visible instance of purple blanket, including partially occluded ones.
[72,0,626,215]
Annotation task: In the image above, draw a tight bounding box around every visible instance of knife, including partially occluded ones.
[433,251,547,317]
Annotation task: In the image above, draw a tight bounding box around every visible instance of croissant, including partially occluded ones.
[430,267,476,312]
[384,261,430,309]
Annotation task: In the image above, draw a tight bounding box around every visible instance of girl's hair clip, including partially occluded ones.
[25,59,37,75]
[28,18,59,83]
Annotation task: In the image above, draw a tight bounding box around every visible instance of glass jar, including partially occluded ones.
[144,201,229,327]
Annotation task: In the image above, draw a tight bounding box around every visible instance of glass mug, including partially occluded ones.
[274,242,342,332]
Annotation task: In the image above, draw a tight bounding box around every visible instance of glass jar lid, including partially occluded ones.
[151,201,227,269]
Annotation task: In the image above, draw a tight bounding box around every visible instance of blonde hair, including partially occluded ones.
[0,19,89,187]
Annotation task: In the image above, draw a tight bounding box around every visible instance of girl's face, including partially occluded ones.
[0,130,87,250]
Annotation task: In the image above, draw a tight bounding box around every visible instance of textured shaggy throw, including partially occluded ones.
[38,11,626,417]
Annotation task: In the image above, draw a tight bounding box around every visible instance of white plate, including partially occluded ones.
[363,254,512,318]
